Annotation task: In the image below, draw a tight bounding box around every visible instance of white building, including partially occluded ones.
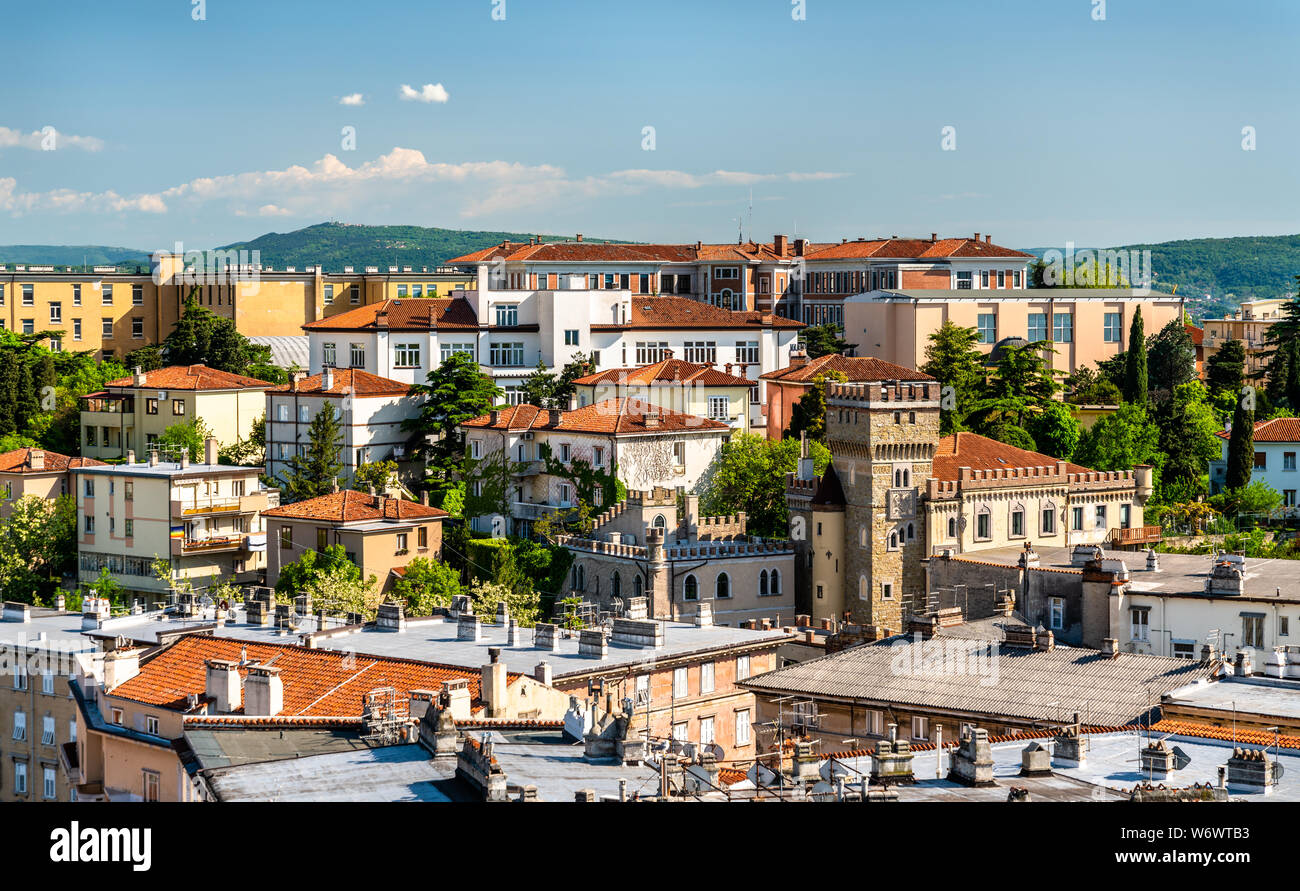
[459,399,729,535]
[1210,417,1300,511]
[263,368,425,489]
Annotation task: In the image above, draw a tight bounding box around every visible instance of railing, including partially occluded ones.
[175,535,250,554]
[1109,525,1163,546]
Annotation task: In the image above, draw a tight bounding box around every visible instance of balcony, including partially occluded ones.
[171,533,256,556]
[1109,525,1163,547]
[172,493,275,517]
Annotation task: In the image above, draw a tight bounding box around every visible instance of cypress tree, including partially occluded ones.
[282,401,344,502]
[1225,394,1255,492]
[1123,307,1148,405]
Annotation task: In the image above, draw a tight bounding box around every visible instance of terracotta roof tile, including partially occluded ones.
[1214,416,1300,442]
[262,490,449,522]
[104,364,274,391]
[1185,324,1204,346]
[932,431,1092,481]
[461,398,728,435]
[0,448,106,473]
[266,368,412,398]
[760,353,934,383]
[592,296,802,331]
[803,236,1032,261]
[303,298,481,331]
[110,635,509,716]
[573,358,754,388]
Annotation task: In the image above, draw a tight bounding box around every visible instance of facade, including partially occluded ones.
[72,445,276,603]
[79,364,272,461]
[843,288,1185,379]
[1200,298,1291,380]
[1209,416,1300,509]
[263,368,425,487]
[0,254,472,361]
[0,448,105,517]
[558,489,797,624]
[460,400,729,535]
[760,352,933,440]
[262,489,447,601]
[571,358,757,434]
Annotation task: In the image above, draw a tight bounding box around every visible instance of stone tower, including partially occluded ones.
[825,379,941,631]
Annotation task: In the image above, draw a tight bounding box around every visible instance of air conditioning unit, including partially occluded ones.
[520,432,534,441]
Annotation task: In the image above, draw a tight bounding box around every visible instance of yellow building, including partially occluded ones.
[1201,297,1291,379]
[0,448,105,518]
[79,365,272,461]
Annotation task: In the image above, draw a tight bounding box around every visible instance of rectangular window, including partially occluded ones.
[13,711,26,740]
[42,672,54,695]
[43,766,56,800]
[1130,608,1150,642]
[635,341,669,365]
[1285,490,1297,508]
[13,665,27,690]
[976,511,990,539]
[1042,506,1056,534]
[700,662,715,694]
[1027,312,1048,341]
[1052,313,1073,343]
[489,342,524,366]
[440,343,475,363]
[1255,452,1268,470]
[350,343,365,367]
[132,284,144,305]
[350,285,360,304]
[412,284,423,297]
[564,329,579,346]
[397,284,408,298]
[124,519,134,538]
[280,526,293,549]
[393,343,421,368]
[1072,506,1084,530]
[49,302,61,323]
[699,716,715,745]
[1011,509,1025,537]
[981,270,990,288]
[1284,452,1296,471]
[736,654,751,680]
[322,342,337,367]
[1120,504,1131,528]
[1243,614,1265,649]
[14,762,27,795]
[143,770,160,802]
[22,284,34,305]
[73,318,82,341]
[977,313,996,344]
[954,271,972,290]
[997,271,1006,288]
[1095,504,1107,529]
[672,722,688,742]
[101,283,113,305]
[22,319,33,335]
[418,525,428,550]
[494,304,519,327]
[708,396,729,421]
[1103,312,1122,342]
[132,317,143,338]
[735,709,751,746]
[172,398,185,415]
[324,284,334,305]
[593,446,605,468]
[735,341,759,364]
[673,442,685,466]
[683,341,716,364]
[1049,597,1064,631]
[145,715,159,735]
[673,667,688,699]
[298,404,310,423]
[102,317,113,337]
[911,716,929,741]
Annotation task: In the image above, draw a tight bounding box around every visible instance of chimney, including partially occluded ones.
[548,409,563,426]
[1100,638,1119,657]
[133,366,145,386]
[244,664,284,716]
[985,234,992,243]
[205,659,241,713]
[794,238,807,256]
[695,240,703,251]
[126,449,135,465]
[931,232,937,242]
[28,449,44,471]
[148,449,159,466]
[575,233,583,242]
[99,648,139,690]
[290,371,305,392]
[535,661,552,686]
[421,490,430,506]
[973,232,980,243]
[203,437,218,466]
[482,648,508,718]
[322,367,334,390]
[774,234,788,257]
[179,450,189,469]
[788,349,808,369]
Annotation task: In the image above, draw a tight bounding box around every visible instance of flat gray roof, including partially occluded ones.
[1163,676,1300,721]
[185,726,376,771]
[203,743,465,802]
[855,288,1176,301]
[213,611,792,678]
[74,461,255,478]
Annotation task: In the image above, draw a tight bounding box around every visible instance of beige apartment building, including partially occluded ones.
[0,448,105,518]
[843,288,1185,378]
[571,357,757,434]
[1201,297,1291,379]
[0,255,473,361]
[262,489,448,604]
[80,364,272,461]
[73,444,277,605]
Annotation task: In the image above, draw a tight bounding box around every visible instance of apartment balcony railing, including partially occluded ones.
[1109,525,1163,547]
[172,493,275,517]
[172,534,251,556]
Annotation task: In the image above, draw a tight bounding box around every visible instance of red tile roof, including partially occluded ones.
[262,490,449,523]
[110,636,509,716]
[266,368,412,398]
[105,364,275,391]
[303,298,481,331]
[592,296,803,331]
[1214,416,1300,442]
[932,431,1092,481]
[461,398,729,435]
[760,353,934,384]
[573,358,754,388]
[803,236,1032,261]
[0,448,106,474]
[1185,324,1204,346]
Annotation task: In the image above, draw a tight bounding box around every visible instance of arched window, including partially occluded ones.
[893,469,902,487]
[947,516,958,538]
[907,522,914,540]
[612,572,622,599]
[888,531,898,549]
[653,514,667,530]
[860,526,867,547]
[684,575,698,601]
[759,570,769,597]
[716,572,731,599]
[577,565,585,590]
[1010,503,1026,538]
[903,469,910,486]
[859,574,868,600]
[771,569,781,596]
[634,575,643,598]
[976,505,992,540]
[1041,501,1057,535]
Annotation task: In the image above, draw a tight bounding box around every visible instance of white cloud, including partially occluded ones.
[0,126,104,152]
[339,93,365,106]
[399,83,449,104]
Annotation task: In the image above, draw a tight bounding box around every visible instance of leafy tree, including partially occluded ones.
[519,354,596,409]
[1158,382,1222,498]
[801,324,852,359]
[354,459,398,492]
[218,413,265,466]
[162,288,279,377]
[920,321,984,434]
[157,417,215,462]
[1224,392,1255,492]
[1146,319,1197,405]
[1206,338,1246,400]
[698,433,831,537]
[467,578,540,628]
[1227,480,1283,517]
[1065,366,1122,405]
[79,566,124,606]
[0,494,77,604]
[785,369,848,441]
[1074,402,1162,474]
[1123,308,1148,406]
[1025,400,1081,460]
[1265,339,1293,408]
[968,339,1062,439]
[391,557,463,615]
[281,401,344,502]
[275,544,378,613]
[123,345,164,372]
[404,352,502,494]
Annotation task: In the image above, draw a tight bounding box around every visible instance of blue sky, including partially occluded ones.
[1,0,1296,251]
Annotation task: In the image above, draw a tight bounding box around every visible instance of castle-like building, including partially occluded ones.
[788,378,1154,630]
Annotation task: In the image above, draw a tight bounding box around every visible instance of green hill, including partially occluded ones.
[0,244,152,269]
[214,222,628,272]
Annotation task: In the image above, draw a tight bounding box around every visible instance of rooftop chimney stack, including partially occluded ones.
[322,367,334,390]
[28,449,44,471]
[126,449,135,465]
[244,664,284,716]
[204,659,241,713]
[133,366,145,386]
[575,233,583,242]
[204,437,218,466]
[482,648,508,718]
[148,449,159,467]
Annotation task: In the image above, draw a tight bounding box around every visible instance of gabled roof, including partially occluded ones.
[0,448,106,474]
[266,369,412,398]
[108,636,507,716]
[262,490,448,523]
[591,296,803,331]
[105,364,275,391]
[461,398,729,436]
[572,358,754,388]
[302,298,480,332]
[1215,417,1300,443]
[932,431,1092,481]
[760,353,934,383]
[803,237,1032,261]
[1185,324,1204,346]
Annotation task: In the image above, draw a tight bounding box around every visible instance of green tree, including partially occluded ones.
[1025,400,1081,460]
[404,352,502,494]
[0,494,77,604]
[1123,308,1148,406]
[1265,339,1293,408]
[1074,402,1162,474]
[157,418,215,462]
[281,401,344,501]
[1224,392,1255,491]
[968,339,1062,439]
[275,544,378,615]
[353,459,398,492]
[801,324,852,359]
[920,321,983,435]
[218,413,265,466]
[162,288,277,376]
[1065,366,1122,405]
[785,369,848,441]
[1158,382,1222,499]
[1206,338,1246,400]
[122,345,164,372]
[698,434,831,538]
[1147,319,1197,405]
[467,578,541,628]
[520,354,596,409]
[390,557,463,615]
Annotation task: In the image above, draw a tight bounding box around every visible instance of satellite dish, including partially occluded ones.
[820,758,853,782]
[747,762,777,786]
[1171,746,1192,771]
[706,743,726,761]
[1275,762,1286,780]
[809,780,837,801]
